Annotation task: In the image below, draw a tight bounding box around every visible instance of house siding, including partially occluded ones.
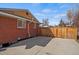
[0,16,39,44]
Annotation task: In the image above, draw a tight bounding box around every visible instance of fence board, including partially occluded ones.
[40,27,77,40]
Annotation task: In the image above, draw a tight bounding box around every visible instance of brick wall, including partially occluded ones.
[0,16,39,44]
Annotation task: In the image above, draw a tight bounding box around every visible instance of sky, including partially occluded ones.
[0,3,78,26]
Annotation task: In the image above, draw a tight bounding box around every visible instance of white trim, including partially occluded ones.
[17,19,26,29]
[0,11,39,23]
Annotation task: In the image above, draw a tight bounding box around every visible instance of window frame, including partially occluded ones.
[17,19,26,29]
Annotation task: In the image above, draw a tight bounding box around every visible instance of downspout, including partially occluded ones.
[27,22,30,37]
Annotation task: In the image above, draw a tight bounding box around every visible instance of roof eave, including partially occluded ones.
[0,11,39,23]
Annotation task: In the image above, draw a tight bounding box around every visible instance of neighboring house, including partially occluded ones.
[0,8,40,46]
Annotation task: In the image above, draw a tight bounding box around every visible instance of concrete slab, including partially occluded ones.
[38,38,79,55]
[0,37,52,55]
[0,37,79,55]
[0,45,43,55]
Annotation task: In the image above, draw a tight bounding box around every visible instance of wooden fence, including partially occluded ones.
[39,27,77,39]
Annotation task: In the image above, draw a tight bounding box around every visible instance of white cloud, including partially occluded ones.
[31,3,40,6]
[52,10,58,13]
[41,8,52,13]
[59,4,72,9]
[34,13,45,16]
[54,14,66,19]
[59,4,70,9]
[50,22,60,26]
[41,8,58,13]
[60,5,65,9]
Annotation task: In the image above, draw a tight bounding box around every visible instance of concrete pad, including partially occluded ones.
[0,37,51,55]
[38,38,79,55]
[0,37,79,55]
[0,45,44,55]
[26,45,43,55]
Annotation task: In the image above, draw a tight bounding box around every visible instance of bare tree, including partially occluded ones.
[42,18,49,27]
[59,18,66,27]
[67,10,73,25]
[74,10,79,26]
[72,4,79,27]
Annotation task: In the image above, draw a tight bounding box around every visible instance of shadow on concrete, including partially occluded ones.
[0,27,54,50]
[8,37,52,49]
[0,48,6,52]
[25,37,52,49]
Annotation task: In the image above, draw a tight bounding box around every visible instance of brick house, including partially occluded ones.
[0,8,40,46]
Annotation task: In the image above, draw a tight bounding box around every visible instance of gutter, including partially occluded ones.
[0,11,39,23]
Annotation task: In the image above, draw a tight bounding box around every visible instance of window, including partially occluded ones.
[17,19,26,28]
